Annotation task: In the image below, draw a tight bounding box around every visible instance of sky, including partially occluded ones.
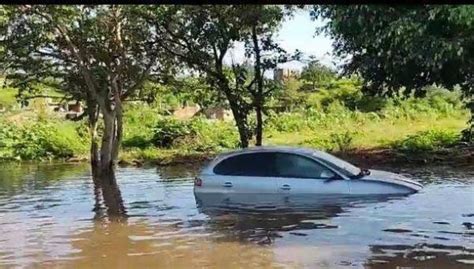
[225,9,336,73]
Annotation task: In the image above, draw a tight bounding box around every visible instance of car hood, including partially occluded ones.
[358,169,423,191]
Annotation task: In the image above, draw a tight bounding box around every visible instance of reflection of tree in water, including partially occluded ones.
[57,172,279,268]
[365,243,474,269]
[92,172,127,221]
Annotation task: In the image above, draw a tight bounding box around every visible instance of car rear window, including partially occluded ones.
[213,152,276,176]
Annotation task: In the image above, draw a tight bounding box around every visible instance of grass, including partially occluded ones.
[0,79,471,166]
[264,117,467,149]
[0,88,18,110]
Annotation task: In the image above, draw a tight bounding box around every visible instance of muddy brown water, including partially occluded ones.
[0,163,473,268]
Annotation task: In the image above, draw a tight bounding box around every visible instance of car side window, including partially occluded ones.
[274,153,336,179]
[213,152,276,177]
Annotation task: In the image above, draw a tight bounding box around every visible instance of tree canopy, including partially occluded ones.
[312,5,473,139]
[0,5,171,176]
[300,58,336,91]
[143,5,292,147]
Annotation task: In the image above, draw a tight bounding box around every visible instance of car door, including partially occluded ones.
[211,152,279,194]
[273,153,350,195]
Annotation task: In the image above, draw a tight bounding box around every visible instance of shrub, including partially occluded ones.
[0,119,87,161]
[15,122,87,160]
[122,104,161,149]
[300,136,333,151]
[330,131,355,152]
[150,117,239,151]
[188,118,239,151]
[265,112,308,132]
[392,129,460,152]
[151,117,192,148]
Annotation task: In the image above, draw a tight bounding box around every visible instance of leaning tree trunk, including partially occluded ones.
[225,90,251,148]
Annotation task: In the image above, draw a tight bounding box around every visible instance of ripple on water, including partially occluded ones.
[0,163,472,268]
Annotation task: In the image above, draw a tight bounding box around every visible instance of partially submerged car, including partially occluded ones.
[194,147,423,195]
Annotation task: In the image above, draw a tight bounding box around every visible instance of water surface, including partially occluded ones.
[0,163,473,268]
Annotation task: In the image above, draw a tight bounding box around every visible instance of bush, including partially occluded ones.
[392,129,460,152]
[151,117,192,148]
[300,136,333,151]
[330,131,356,152]
[122,104,161,149]
[265,112,309,132]
[150,117,239,151]
[0,120,87,161]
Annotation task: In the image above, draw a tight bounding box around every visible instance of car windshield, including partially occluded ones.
[312,151,361,177]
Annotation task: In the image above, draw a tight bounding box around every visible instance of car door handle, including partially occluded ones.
[280,184,291,190]
[223,182,233,188]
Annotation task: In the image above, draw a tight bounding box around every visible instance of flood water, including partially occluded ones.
[0,162,473,268]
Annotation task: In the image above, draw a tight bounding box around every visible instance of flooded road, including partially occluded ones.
[0,163,473,268]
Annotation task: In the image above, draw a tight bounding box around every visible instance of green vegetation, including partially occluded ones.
[1,77,468,164]
[0,118,88,161]
[0,88,18,110]
[313,5,474,140]
[1,5,472,173]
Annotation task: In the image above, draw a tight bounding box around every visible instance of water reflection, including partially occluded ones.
[366,243,474,269]
[91,172,127,220]
[55,220,285,269]
[0,164,472,268]
[195,193,406,245]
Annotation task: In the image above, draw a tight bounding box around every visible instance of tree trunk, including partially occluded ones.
[226,92,251,148]
[91,97,123,180]
[112,100,123,163]
[217,78,251,148]
[86,99,100,178]
[227,98,250,148]
[255,103,263,146]
[252,25,264,147]
[99,109,115,178]
[462,99,474,142]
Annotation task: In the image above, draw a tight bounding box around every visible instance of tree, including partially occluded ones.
[239,5,294,146]
[141,5,254,147]
[168,76,225,109]
[0,5,170,177]
[312,5,474,140]
[144,5,292,147]
[300,58,336,91]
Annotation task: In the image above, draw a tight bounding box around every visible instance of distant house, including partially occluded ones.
[171,104,201,120]
[273,67,300,82]
[170,104,234,121]
[198,106,233,121]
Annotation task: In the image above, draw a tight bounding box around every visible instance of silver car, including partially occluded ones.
[194,146,423,195]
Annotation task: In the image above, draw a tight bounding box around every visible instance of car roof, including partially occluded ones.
[217,146,322,157]
[200,146,328,175]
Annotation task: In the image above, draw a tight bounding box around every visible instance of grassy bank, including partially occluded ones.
[0,82,471,167]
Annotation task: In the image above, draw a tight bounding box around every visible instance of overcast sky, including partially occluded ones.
[225,9,336,73]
